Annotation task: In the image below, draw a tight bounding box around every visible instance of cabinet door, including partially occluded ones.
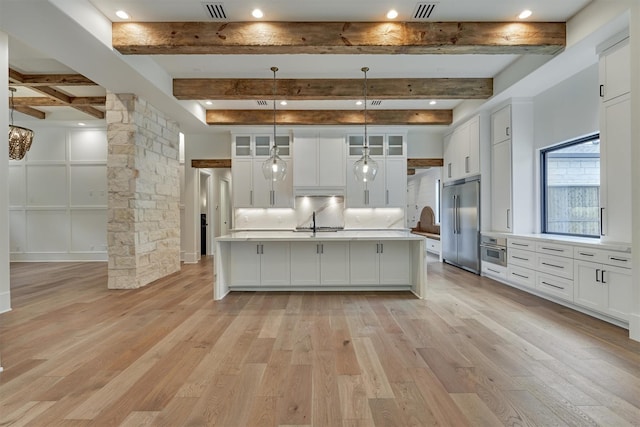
[574,260,606,312]
[349,241,380,285]
[230,242,261,286]
[251,160,272,207]
[232,159,253,207]
[600,94,631,243]
[293,136,319,187]
[346,158,385,207]
[379,241,410,284]
[491,105,511,144]
[443,133,454,181]
[466,117,480,176]
[385,158,406,207]
[599,41,630,102]
[491,140,512,232]
[290,241,321,286]
[320,241,350,285]
[603,265,632,321]
[273,162,294,208]
[234,135,252,157]
[318,136,346,187]
[260,242,291,286]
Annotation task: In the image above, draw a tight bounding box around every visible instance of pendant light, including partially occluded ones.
[8,87,35,160]
[353,67,378,183]
[262,66,287,182]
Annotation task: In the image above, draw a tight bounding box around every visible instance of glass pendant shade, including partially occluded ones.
[262,146,287,182]
[353,146,378,182]
[263,66,287,182]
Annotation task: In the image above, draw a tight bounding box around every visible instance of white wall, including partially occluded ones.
[1,32,11,319]
[8,125,108,261]
[407,128,444,158]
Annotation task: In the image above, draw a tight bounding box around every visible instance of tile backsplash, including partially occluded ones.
[233,197,405,231]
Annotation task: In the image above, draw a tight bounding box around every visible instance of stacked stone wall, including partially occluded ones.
[106,93,180,289]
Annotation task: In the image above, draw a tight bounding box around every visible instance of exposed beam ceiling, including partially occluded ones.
[174,77,493,100]
[113,21,566,55]
[407,158,444,168]
[206,109,452,126]
[9,68,105,120]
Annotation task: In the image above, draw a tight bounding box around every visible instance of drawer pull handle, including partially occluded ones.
[512,242,529,247]
[578,252,594,257]
[541,247,564,252]
[487,268,501,274]
[541,262,564,269]
[513,256,529,261]
[512,273,529,279]
[601,270,606,284]
[541,281,564,290]
[610,257,628,262]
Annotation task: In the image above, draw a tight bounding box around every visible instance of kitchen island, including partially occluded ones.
[214,230,427,300]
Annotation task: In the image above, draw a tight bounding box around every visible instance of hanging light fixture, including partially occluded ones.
[353,67,378,183]
[262,66,287,183]
[8,87,35,160]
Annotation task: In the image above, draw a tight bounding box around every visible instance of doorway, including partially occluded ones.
[199,171,211,256]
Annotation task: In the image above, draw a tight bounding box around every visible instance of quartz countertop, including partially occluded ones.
[216,229,424,242]
[481,231,631,253]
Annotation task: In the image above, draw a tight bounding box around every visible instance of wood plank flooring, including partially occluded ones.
[1,257,640,426]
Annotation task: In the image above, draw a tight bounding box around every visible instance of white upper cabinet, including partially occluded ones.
[293,134,345,190]
[491,105,511,144]
[443,115,480,182]
[346,133,407,208]
[598,39,630,102]
[232,133,293,208]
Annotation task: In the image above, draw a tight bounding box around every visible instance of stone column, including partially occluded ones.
[106,93,181,289]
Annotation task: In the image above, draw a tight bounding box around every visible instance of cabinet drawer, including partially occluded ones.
[536,242,573,258]
[508,238,535,251]
[482,262,507,279]
[573,246,632,268]
[508,265,536,290]
[426,238,441,254]
[508,248,536,269]
[536,253,574,280]
[536,272,574,302]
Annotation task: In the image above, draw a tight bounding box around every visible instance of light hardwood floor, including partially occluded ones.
[1,257,640,426]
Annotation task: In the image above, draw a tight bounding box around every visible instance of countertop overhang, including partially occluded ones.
[216,229,425,242]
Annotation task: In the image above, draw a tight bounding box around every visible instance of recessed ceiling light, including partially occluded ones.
[429,100,437,105]
[280,100,287,106]
[386,9,398,19]
[78,122,86,126]
[518,9,532,19]
[115,10,130,19]
[205,101,213,105]
[356,100,363,106]
[252,9,263,18]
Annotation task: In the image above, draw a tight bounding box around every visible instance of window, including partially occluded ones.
[541,134,600,237]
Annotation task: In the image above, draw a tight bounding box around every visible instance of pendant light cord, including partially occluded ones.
[271,66,278,151]
[362,67,369,149]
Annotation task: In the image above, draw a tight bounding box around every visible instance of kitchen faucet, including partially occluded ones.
[312,211,316,235]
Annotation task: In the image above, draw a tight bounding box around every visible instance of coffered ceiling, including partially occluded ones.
[3,0,610,130]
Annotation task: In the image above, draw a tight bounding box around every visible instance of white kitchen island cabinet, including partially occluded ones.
[215,230,426,299]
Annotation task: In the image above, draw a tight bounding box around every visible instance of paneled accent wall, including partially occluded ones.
[9,128,108,261]
[106,93,181,289]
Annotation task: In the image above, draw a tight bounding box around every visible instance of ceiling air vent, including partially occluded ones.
[256,100,269,106]
[370,100,382,106]
[412,2,438,20]
[202,2,228,20]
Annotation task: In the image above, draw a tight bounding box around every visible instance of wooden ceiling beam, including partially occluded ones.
[13,105,46,120]
[407,158,444,168]
[11,97,106,107]
[8,68,96,86]
[192,159,232,168]
[113,21,565,55]
[174,77,493,100]
[73,106,105,119]
[206,109,452,126]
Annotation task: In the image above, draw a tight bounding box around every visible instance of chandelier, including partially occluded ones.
[8,87,35,160]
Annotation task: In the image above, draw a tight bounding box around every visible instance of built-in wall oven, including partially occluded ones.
[480,235,507,267]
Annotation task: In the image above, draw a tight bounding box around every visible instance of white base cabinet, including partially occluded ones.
[230,241,291,287]
[574,258,632,322]
[290,241,350,286]
[349,240,410,285]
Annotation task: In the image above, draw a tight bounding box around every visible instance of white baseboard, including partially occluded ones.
[10,252,108,262]
[182,252,199,264]
[0,291,11,313]
[629,313,640,343]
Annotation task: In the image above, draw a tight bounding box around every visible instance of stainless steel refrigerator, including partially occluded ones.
[441,178,480,274]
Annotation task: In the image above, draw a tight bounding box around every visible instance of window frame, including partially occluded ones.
[540,133,601,238]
